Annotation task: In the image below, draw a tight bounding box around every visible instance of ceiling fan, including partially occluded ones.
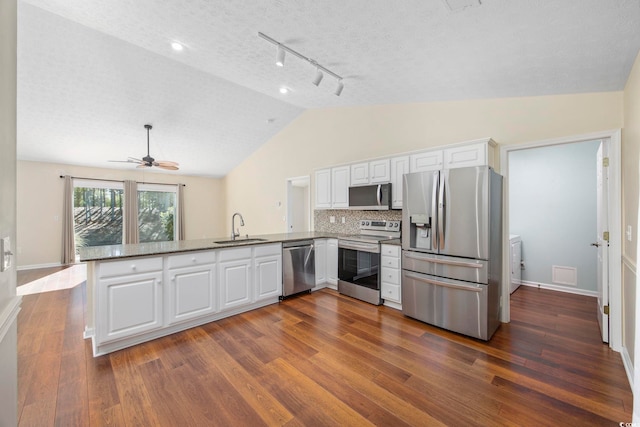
[110,124,179,170]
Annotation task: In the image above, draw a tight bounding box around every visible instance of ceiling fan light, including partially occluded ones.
[335,79,344,96]
[276,46,285,67]
[312,69,324,86]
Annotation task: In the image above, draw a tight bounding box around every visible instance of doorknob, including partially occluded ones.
[590,242,600,247]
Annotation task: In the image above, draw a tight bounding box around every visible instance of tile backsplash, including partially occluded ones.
[314,209,402,234]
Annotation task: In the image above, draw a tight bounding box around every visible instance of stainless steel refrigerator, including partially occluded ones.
[401,166,503,340]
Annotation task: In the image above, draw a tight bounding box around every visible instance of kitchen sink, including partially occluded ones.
[214,238,268,245]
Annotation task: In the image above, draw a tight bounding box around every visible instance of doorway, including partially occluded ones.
[500,130,622,351]
[286,176,311,233]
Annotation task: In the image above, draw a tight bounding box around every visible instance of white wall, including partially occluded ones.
[0,0,19,425]
[17,160,227,268]
[224,92,623,236]
[509,140,600,293]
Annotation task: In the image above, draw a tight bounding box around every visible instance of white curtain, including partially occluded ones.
[61,175,76,264]
[177,184,185,240]
[124,180,139,244]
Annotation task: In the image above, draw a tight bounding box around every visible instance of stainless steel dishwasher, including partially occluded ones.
[281,240,315,299]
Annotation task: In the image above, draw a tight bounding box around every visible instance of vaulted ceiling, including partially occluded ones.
[16,0,640,177]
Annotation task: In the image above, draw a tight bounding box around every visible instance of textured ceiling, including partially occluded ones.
[16,0,640,177]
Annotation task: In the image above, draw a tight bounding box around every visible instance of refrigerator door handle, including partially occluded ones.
[438,173,445,249]
[404,271,483,293]
[404,252,483,269]
[431,174,439,250]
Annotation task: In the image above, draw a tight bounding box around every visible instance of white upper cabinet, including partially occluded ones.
[350,159,390,186]
[443,140,495,169]
[370,159,391,183]
[332,166,350,208]
[390,156,409,209]
[410,150,443,172]
[350,163,369,186]
[315,169,332,209]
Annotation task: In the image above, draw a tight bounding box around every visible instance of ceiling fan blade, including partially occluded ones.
[136,164,151,169]
[127,157,144,163]
[155,160,179,166]
[108,159,137,164]
[157,164,179,171]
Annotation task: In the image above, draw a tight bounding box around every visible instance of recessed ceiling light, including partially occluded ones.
[279,87,288,94]
[171,42,184,51]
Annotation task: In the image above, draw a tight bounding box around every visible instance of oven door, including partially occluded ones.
[337,239,382,305]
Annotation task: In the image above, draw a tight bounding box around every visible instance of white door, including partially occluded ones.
[595,141,609,343]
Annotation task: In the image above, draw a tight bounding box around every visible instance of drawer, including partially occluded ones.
[99,256,163,278]
[167,250,216,269]
[381,282,400,303]
[380,267,400,285]
[254,243,282,257]
[381,244,400,257]
[218,247,252,262]
[381,255,400,269]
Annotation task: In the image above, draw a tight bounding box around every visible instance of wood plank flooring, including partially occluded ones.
[16,273,632,426]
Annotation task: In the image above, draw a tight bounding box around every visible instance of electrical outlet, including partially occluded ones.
[341,217,345,223]
[329,216,335,223]
[627,225,632,242]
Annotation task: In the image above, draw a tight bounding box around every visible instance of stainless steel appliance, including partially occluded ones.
[401,166,502,340]
[348,183,392,210]
[338,219,401,305]
[282,240,315,298]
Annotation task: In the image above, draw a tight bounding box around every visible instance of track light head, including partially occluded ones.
[312,69,324,86]
[335,79,344,96]
[276,46,285,67]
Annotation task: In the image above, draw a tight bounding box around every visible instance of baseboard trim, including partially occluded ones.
[519,281,598,297]
[17,262,63,271]
[621,345,634,392]
[0,296,22,343]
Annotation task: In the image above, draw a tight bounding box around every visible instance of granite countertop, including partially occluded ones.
[78,231,345,262]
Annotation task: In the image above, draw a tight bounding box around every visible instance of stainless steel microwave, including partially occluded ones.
[348,183,392,210]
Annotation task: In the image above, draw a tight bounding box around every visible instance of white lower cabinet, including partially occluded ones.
[97,257,164,344]
[314,239,327,285]
[166,251,217,325]
[219,247,252,311]
[380,244,402,309]
[90,243,283,356]
[254,244,283,301]
[327,239,338,287]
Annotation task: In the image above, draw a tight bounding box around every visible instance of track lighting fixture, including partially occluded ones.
[276,46,285,67]
[258,32,345,96]
[312,68,324,86]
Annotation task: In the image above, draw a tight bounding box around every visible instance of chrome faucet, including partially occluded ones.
[231,212,245,240]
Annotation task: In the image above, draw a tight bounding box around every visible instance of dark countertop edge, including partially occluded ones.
[79,232,346,262]
[381,238,401,246]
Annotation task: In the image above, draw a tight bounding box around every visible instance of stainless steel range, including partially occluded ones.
[337,219,401,305]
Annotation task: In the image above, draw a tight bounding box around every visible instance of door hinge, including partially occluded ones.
[603,157,609,167]
[603,231,609,242]
[604,305,610,315]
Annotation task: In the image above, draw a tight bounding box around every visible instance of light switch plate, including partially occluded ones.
[1,236,11,272]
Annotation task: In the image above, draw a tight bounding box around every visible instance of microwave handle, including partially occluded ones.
[377,184,382,206]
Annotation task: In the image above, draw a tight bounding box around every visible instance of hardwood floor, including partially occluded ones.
[16,272,632,426]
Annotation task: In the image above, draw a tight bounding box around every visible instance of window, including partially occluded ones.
[137,184,178,243]
[73,180,124,250]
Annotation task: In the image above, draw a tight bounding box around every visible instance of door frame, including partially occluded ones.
[285,176,311,233]
[499,129,622,352]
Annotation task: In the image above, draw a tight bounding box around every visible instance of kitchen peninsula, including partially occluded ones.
[80,232,340,356]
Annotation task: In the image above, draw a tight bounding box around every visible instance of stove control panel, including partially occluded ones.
[359,220,401,231]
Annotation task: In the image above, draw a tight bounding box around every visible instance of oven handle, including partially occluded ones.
[338,240,380,253]
[404,271,483,292]
[403,252,482,269]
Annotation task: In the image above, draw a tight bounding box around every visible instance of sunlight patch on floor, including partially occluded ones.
[17,264,87,295]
